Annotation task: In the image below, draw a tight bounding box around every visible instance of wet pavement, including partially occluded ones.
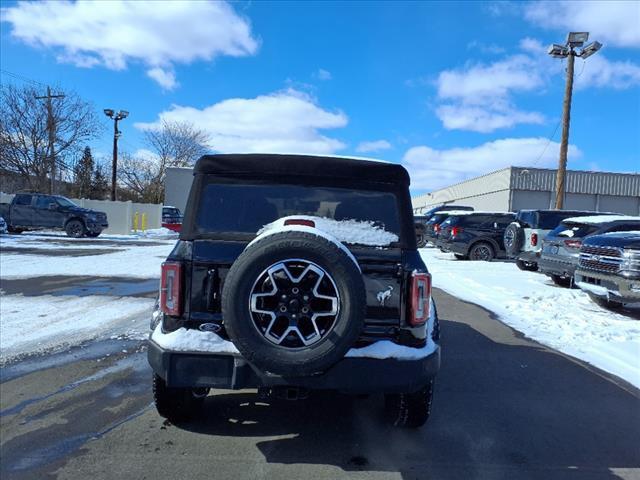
[0,276,158,299]
[1,289,638,480]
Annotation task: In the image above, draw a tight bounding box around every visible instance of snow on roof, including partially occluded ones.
[435,210,514,216]
[563,215,640,225]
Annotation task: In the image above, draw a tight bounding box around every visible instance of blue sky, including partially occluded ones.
[1,0,639,194]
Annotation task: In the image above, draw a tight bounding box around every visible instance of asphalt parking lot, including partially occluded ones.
[1,284,639,480]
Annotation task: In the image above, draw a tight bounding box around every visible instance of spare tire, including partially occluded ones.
[503,222,524,258]
[222,231,366,377]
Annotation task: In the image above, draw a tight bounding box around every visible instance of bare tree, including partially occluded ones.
[118,120,209,203]
[0,83,101,192]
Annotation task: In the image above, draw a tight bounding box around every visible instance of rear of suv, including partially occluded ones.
[148,154,441,428]
[504,210,606,271]
[436,211,516,261]
[539,215,640,287]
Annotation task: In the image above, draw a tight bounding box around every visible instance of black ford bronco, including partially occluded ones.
[148,154,440,427]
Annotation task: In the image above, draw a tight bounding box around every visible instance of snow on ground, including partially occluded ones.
[421,248,640,387]
[0,294,154,363]
[0,233,175,279]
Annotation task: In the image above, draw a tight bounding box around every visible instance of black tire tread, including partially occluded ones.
[385,381,434,428]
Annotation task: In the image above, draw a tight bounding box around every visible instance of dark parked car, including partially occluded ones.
[421,204,474,221]
[436,211,516,261]
[575,231,640,309]
[539,215,640,287]
[0,193,108,238]
[504,209,610,271]
[423,210,472,246]
[148,154,441,428]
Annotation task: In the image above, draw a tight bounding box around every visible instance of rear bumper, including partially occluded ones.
[147,340,440,394]
[575,269,640,302]
[517,251,541,263]
[538,255,578,278]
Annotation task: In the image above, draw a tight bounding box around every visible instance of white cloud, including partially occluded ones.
[1,0,259,88]
[524,1,640,49]
[435,54,547,132]
[575,55,640,90]
[466,40,506,55]
[135,89,348,155]
[314,69,332,81]
[402,137,582,190]
[356,140,392,153]
[146,67,178,91]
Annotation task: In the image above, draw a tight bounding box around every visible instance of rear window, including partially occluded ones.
[538,212,595,230]
[14,194,32,206]
[195,182,401,238]
[427,213,449,225]
[550,222,599,238]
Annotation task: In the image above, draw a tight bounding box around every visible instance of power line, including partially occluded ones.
[0,69,47,88]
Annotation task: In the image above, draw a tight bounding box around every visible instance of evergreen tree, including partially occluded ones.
[73,146,94,197]
[90,163,109,199]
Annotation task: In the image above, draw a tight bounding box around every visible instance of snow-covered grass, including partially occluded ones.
[0,233,175,279]
[0,294,154,363]
[421,248,640,387]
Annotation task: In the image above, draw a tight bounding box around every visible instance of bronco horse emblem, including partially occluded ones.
[376,285,394,306]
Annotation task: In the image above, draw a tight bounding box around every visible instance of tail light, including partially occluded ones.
[531,233,538,247]
[564,239,582,249]
[434,224,441,233]
[451,226,463,237]
[160,262,183,316]
[284,218,315,228]
[409,272,431,326]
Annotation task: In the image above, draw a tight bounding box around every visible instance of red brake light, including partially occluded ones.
[451,226,463,237]
[284,219,315,228]
[160,262,183,316]
[409,272,431,326]
[531,233,538,247]
[434,224,441,233]
[564,239,582,249]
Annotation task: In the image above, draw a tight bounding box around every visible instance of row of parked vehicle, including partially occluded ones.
[415,206,640,310]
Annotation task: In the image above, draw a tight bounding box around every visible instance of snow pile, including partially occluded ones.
[132,227,178,238]
[150,325,240,354]
[0,294,155,363]
[258,216,399,247]
[563,215,640,225]
[421,248,640,387]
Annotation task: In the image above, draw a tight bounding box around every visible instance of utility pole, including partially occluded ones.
[35,86,65,194]
[547,32,601,209]
[103,109,129,201]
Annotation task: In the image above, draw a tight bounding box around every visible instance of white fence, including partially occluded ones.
[0,193,162,235]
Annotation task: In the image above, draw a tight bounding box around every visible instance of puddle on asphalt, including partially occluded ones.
[0,276,158,298]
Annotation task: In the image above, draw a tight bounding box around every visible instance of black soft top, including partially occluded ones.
[194,154,410,186]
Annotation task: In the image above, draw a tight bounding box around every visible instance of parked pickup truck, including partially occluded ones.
[0,192,108,238]
[575,231,640,308]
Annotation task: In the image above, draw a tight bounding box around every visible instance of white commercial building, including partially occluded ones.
[412,166,640,215]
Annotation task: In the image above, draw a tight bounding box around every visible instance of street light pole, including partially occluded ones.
[556,51,575,209]
[547,32,601,209]
[103,109,129,201]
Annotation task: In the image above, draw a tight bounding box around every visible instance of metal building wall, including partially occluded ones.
[164,167,195,213]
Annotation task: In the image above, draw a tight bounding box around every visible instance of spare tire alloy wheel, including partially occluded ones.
[250,260,340,348]
[504,222,524,258]
[222,231,366,377]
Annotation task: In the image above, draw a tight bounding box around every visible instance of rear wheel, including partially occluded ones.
[516,259,538,271]
[469,242,495,261]
[551,274,572,288]
[7,227,23,234]
[588,293,624,310]
[416,234,427,248]
[65,219,86,238]
[152,374,207,422]
[385,381,434,428]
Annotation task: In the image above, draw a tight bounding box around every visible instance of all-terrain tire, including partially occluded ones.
[385,381,434,428]
[65,219,86,238]
[152,374,206,422]
[416,234,427,248]
[222,231,366,377]
[550,274,572,288]
[515,259,538,271]
[504,222,524,259]
[469,242,495,261]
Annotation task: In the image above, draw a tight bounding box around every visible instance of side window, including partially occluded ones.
[35,196,52,209]
[14,194,32,206]
[518,212,533,228]
[604,223,640,233]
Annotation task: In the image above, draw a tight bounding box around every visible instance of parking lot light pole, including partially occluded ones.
[103,109,129,201]
[547,32,601,209]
